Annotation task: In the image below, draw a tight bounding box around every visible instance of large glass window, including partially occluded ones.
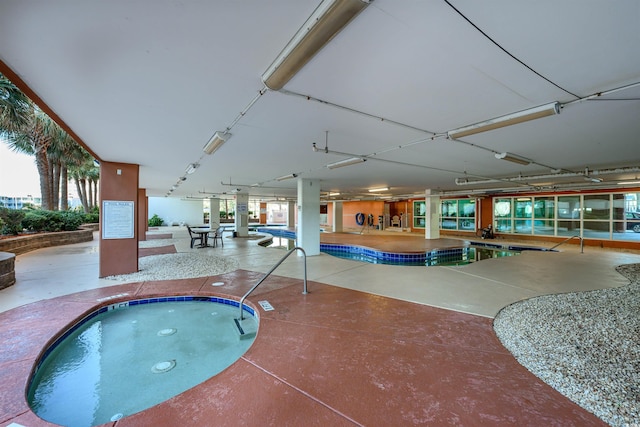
[441,192,640,241]
[514,198,532,234]
[557,196,580,237]
[413,201,426,228]
[439,199,475,231]
[494,198,512,233]
[613,193,640,241]
[457,199,475,230]
[533,197,555,235]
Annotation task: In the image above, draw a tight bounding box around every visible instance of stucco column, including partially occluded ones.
[297,178,320,256]
[287,200,296,228]
[209,197,220,227]
[234,192,249,237]
[425,189,440,240]
[333,201,343,232]
[99,161,139,277]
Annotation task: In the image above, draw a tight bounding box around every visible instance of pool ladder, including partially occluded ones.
[237,246,308,321]
[550,235,584,253]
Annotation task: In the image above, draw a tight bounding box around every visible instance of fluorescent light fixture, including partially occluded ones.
[495,152,531,165]
[203,131,231,155]
[262,0,371,91]
[185,163,199,174]
[448,102,560,139]
[617,181,640,185]
[584,176,603,183]
[276,173,298,181]
[328,192,340,196]
[368,187,389,192]
[326,157,366,169]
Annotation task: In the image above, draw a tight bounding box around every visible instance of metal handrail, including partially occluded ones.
[237,246,308,320]
[550,235,584,253]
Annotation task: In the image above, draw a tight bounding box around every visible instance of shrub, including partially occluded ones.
[148,214,163,227]
[84,212,99,223]
[22,210,84,232]
[0,207,25,235]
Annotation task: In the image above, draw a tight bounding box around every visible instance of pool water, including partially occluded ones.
[321,246,520,266]
[28,298,257,427]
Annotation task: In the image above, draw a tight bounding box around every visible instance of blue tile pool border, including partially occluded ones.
[258,228,556,265]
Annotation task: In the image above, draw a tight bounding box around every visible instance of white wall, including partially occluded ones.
[148,197,204,226]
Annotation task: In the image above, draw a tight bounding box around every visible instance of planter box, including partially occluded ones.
[0,226,94,256]
[0,252,15,290]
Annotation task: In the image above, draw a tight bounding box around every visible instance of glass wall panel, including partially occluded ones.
[583,221,610,239]
[494,199,512,232]
[533,219,555,235]
[413,201,426,228]
[583,194,610,220]
[495,219,512,233]
[557,220,579,237]
[557,196,580,220]
[441,200,457,217]
[514,219,532,234]
[514,198,532,218]
[534,197,555,219]
[458,218,474,231]
[458,199,475,218]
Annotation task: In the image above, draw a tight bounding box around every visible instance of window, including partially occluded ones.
[488,192,640,242]
[413,201,426,228]
[439,199,475,231]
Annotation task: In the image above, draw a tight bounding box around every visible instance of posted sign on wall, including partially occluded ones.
[102,200,135,239]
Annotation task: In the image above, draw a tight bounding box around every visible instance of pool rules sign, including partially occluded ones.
[102,200,135,239]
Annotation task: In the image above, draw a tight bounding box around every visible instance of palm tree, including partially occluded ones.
[68,152,99,213]
[0,74,30,132]
[1,73,98,211]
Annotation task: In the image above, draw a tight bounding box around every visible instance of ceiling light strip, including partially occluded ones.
[448,102,560,139]
[262,0,371,91]
[326,157,366,169]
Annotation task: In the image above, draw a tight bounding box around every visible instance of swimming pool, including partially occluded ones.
[27,296,258,427]
[321,245,521,266]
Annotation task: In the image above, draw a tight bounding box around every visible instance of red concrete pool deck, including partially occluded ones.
[0,270,605,426]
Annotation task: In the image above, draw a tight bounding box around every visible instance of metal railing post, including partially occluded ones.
[238,246,307,320]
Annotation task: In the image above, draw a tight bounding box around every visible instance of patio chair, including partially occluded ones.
[186,225,204,248]
[210,226,225,248]
[391,215,401,227]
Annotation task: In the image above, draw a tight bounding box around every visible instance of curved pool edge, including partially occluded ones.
[9,283,263,427]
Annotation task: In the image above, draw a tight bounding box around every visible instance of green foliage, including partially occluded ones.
[148,214,163,227]
[84,212,99,223]
[0,207,26,235]
[22,210,84,232]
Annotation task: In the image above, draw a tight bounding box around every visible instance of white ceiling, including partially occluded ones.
[1,0,639,201]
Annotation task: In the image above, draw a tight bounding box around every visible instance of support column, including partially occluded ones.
[287,200,296,228]
[259,202,267,224]
[138,189,147,241]
[425,189,440,240]
[297,178,320,255]
[333,201,343,232]
[235,193,249,237]
[209,197,220,227]
[99,161,139,277]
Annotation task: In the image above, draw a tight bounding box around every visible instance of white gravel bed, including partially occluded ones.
[105,252,239,282]
[494,263,640,427]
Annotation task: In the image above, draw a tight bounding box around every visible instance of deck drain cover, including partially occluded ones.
[157,328,177,336]
[152,360,176,373]
[258,300,274,311]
